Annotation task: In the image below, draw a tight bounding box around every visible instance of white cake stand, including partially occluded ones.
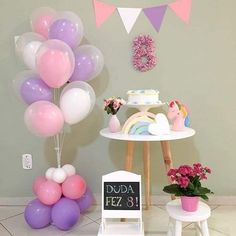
[125,102,166,112]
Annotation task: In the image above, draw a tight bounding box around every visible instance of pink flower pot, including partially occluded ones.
[108,115,121,133]
[180,196,199,212]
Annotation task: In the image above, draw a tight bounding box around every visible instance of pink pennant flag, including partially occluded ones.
[93,0,116,27]
[169,0,192,24]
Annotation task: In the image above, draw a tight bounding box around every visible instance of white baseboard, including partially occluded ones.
[1,195,236,206]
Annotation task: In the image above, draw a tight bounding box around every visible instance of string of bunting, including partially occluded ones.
[93,0,192,33]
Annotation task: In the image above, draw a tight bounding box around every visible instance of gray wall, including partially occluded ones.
[0,0,235,197]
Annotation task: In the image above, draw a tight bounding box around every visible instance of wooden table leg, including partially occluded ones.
[160,141,175,200]
[122,141,135,222]
[143,141,151,210]
[125,141,135,172]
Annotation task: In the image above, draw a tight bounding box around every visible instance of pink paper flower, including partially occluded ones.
[167,168,178,177]
[163,163,213,200]
[178,176,190,188]
[178,165,193,176]
[204,167,211,174]
[103,100,110,107]
[103,97,125,115]
[132,35,157,72]
[200,174,207,180]
[113,100,120,110]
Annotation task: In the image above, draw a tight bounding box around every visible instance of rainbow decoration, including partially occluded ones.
[129,121,150,135]
[122,112,156,135]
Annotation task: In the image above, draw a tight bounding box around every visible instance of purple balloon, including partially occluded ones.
[69,52,95,82]
[20,75,53,105]
[77,187,94,213]
[24,198,51,229]
[51,197,80,231]
[49,19,78,48]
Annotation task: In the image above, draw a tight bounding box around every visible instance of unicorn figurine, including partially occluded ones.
[167,100,190,131]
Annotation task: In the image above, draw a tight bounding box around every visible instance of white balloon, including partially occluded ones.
[60,87,91,124]
[23,41,42,69]
[15,32,45,58]
[52,168,67,183]
[62,164,76,176]
[61,81,95,110]
[45,167,56,180]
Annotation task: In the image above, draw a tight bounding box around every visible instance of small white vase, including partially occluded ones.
[108,114,121,133]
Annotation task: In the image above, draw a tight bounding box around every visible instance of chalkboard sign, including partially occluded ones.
[104,181,140,210]
[101,170,142,219]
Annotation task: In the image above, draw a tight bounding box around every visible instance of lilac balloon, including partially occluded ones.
[49,19,78,48]
[20,75,53,105]
[70,52,95,82]
[69,45,104,82]
[77,187,94,213]
[24,198,51,229]
[51,197,80,231]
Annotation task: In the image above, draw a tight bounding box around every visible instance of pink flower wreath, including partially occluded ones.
[132,34,157,72]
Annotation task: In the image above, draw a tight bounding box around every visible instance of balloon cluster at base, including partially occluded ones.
[14,7,104,136]
[25,164,94,230]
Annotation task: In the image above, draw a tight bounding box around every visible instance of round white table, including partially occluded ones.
[100,128,195,209]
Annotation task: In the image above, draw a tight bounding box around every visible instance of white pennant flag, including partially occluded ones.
[117,8,142,34]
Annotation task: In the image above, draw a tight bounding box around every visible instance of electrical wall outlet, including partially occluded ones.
[22,154,32,169]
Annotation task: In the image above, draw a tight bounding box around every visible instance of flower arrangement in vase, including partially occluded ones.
[103,97,126,133]
[163,163,213,212]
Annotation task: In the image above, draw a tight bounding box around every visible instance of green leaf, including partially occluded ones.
[192,176,201,188]
[106,107,112,114]
[188,182,195,191]
[198,187,211,195]
[192,186,213,198]
[163,184,183,195]
[200,194,209,200]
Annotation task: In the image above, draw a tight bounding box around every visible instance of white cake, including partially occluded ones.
[127,89,160,105]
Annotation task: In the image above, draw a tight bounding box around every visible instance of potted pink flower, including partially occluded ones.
[163,163,213,212]
[104,97,126,133]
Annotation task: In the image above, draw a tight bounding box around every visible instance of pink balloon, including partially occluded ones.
[31,7,56,38]
[36,50,70,87]
[62,175,86,200]
[24,101,64,137]
[33,15,54,38]
[32,176,47,195]
[36,40,75,88]
[37,180,62,205]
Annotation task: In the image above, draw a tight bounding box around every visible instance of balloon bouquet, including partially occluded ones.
[14,7,104,230]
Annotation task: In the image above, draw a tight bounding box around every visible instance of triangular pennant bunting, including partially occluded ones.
[93,0,116,27]
[117,8,142,34]
[93,0,192,32]
[143,5,167,32]
[169,0,192,24]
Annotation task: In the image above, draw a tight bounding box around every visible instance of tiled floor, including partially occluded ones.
[0,204,233,235]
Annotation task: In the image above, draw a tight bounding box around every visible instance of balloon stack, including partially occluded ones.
[13,7,104,231]
[25,164,94,230]
[14,7,104,135]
